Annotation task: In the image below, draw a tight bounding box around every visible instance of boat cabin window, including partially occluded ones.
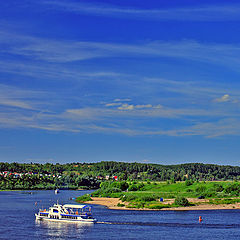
[53,209,58,213]
[40,213,48,216]
[61,215,78,219]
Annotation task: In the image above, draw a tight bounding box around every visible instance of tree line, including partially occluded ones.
[0,161,240,190]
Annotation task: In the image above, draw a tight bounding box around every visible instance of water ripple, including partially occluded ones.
[97,221,240,229]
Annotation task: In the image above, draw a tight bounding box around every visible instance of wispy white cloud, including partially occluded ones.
[142,77,240,104]
[0,59,128,86]
[1,80,240,133]
[42,1,240,22]
[0,31,110,62]
[167,118,240,138]
[118,104,135,110]
[3,28,240,71]
[28,123,80,133]
[116,103,162,110]
[135,104,153,109]
[104,100,163,110]
[0,99,33,110]
[65,108,100,120]
[114,98,131,102]
[1,74,240,138]
[0,84,47,110]
[2,1,240,144]
[3,54,240,111]
[214,94,230,103]
[1,99,240,137]
[105,103,122,107]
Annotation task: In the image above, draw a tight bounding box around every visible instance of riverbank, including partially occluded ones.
[84,197,240,211]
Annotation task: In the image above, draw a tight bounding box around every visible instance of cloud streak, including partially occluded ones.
[214,94,231,103]
[3,28,240,71]
[1,99,240,137]
[42,1,240,22]
[105,102,162,110]
[0,84,47,110]
[1,78,240,138]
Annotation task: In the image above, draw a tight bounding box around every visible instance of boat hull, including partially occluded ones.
[35,214,97,223]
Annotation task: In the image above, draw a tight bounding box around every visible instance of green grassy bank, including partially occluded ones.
[76,180,240,209]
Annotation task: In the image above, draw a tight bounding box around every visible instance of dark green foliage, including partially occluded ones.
[90,181,126,197]
[118,181,129,191]
[120,193,158,205]
[105,187,122,193]
[139,195,157,202]
[100,181,111,190]
[126,202,145,209]
[224,183,240,196]
[0,162,100,190]
[128,182,144,191]
[1,161,240,190]
[117,203,125,207]
[185,179,193,186]
[120,194,138,202]
[171,178,176,184]
[147,204,171,209]
[76,194,92,202]
[174,196,190,206]
[91,189,102,197]
[214,184,224,192]
[100,181,127,192]
[195,185,206,193]
[203,188,215,197]
[128,185,138,191]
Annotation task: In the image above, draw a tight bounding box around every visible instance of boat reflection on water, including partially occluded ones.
[35,219,94,238]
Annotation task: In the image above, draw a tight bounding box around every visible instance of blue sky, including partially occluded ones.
[1,0,240,165]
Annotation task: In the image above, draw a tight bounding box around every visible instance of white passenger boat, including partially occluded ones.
[55,189,59,194]
[35,203,97,223]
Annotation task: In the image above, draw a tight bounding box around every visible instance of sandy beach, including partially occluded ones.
[84,197,240,211]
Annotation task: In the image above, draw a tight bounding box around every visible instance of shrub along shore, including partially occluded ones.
[76,180,240,210]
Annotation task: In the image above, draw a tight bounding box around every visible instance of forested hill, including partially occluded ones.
[90,161,240,181]
[1,161,240,182]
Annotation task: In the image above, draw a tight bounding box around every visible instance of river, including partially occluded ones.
[0,190,240,239]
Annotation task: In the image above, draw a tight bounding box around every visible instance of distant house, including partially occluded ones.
[105,175,110,180]
[113,176,118,181]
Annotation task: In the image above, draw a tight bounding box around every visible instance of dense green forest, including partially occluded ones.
[0,161,240,190]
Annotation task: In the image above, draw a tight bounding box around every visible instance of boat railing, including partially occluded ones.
[39,208,47,213]
[64,208,92,216]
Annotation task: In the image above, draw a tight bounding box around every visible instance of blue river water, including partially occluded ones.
[0,190,240,239]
